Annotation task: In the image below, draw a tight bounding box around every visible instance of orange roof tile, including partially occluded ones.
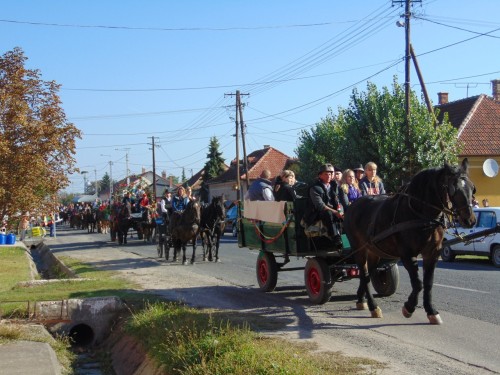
[437,95,500,156]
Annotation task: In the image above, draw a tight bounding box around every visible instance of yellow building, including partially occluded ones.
[436,80,500,207]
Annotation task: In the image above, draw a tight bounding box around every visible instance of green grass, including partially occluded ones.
[1,246,386,374]
[0,248,143,318]
[125,302,385,375]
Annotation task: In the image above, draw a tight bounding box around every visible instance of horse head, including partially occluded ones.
[184,200,201,225]
[211,196,226,221]
[444,158,476,228]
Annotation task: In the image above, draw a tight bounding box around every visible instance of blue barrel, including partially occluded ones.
[0,233,6,245]
[6,233,16,245]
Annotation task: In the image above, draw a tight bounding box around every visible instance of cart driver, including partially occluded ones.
[303,164,348,249]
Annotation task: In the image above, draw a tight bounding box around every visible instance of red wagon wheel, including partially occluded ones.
[256,251,278,292]
[305,258,334,304]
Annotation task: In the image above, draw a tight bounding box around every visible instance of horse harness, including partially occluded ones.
[364,184,454,260]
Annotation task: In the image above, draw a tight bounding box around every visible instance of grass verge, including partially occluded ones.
[0,247,143,318]
[125,302,385,375]
[1,245,385,374]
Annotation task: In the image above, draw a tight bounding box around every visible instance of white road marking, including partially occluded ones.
[434,283,490,294]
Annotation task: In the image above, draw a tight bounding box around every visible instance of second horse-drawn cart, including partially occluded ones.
[237,199,400,304]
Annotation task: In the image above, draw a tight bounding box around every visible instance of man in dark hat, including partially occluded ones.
[353,164,365,184]
[303,163,348,248]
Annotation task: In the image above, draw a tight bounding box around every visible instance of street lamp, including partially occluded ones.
[81,171,88,194]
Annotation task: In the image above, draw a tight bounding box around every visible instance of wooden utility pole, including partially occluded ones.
[225,90,249,200]
[393,0,421,178]
[149,136,157,200]
[410,44,435,124]
[237,92,250,190]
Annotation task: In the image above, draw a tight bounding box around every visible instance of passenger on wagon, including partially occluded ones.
[274,170,297,202]
[160,190,173,220]
[245,169,275,201]
[359,161,385,196]
[303,164,348,249]
[139,193,149,212]
[172,186,189,213]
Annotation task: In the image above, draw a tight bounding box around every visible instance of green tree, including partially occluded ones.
[200,136,226,202]
[296,77,459,192]
[0,48,81,222]
[203,137,226,181]
[100,172,111,194]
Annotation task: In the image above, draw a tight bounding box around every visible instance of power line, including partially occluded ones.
[0,18,348,31]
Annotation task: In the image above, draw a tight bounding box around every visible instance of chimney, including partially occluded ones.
[161,170,167,179]
[492,79,500,101]
[263,145,270,149]
[141,167,146,174]
[438,92,449,105]
[169,176,173,189]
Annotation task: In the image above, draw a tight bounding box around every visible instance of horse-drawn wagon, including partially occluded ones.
[237,198,400,304]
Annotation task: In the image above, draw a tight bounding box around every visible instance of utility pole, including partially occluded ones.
[148,137,158,200]
[81,171,88,194]
[237,92,250,190]
[225,90,250,199]
[109,161,113,200]
[393,0,421,179]
[94,169,98,196]
[115,148,131,185]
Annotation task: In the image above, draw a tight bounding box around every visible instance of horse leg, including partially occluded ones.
[214,232,221,262]
[355,259,382,317]
[173,238,180,262]
[400,256,423,319]
[207,234,214,262]
[182,244,188,265]
[201,232,208,261]
[191,237,196,264]
[422,256,442,324]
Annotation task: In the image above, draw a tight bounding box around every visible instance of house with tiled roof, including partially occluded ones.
[436,79,500,206]
[207,145,297,202]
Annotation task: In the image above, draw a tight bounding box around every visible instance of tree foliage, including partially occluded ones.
[203,136,226,181]
[0,48,81,221]
[296,77,459,191]
[100,172,111,194]
[199,137,226,203]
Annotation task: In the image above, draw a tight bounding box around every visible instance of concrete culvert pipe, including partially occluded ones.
[69,323,95,347]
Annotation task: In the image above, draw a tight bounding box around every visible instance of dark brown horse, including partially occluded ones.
[199,196,226,262]
[170,200,201,265]
[343,159,476,324]
[140,206,157,243]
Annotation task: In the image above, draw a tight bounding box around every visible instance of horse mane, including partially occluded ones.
[403,163,463,210]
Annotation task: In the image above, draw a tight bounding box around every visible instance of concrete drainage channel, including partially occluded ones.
[26,243,128,373]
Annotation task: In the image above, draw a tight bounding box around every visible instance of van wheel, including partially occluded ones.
[441,245,455,262]
[491,245,500,268]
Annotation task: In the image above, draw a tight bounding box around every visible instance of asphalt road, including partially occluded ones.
[48,226,500,375]
[119,230,499,326]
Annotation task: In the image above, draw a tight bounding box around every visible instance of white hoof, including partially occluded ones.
[356,302,368,310]
[428,314,443,325]
[371,307,383,318]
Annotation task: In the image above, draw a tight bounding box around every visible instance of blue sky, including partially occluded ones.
[1,0,499,193]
